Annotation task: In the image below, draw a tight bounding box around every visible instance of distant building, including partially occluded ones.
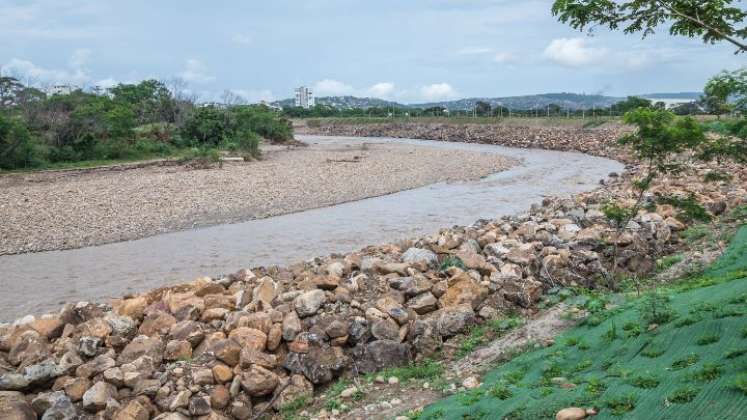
[294,86,314,109]
[259,100,283,112]
[48,85,76,95]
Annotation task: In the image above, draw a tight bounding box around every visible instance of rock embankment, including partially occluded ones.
[305,120,633,162]
[1,123,745,420]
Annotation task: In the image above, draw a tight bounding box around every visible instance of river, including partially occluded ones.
[0,135,623,321]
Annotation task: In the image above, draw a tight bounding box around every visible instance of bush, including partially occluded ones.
[0,113,47,169]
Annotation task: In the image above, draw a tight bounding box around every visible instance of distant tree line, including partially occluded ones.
[0,77,292,170]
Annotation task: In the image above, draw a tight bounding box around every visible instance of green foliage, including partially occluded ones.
[605,394,637,415]
[658,194,712,223]
[639,290,675,325]
[735,374,747,395]
[693,363,723,382]
[630,373,660,389]
[612,96,652,113]
[669,386,699,403]
[488,383,513,400]
[439,255,465,272]
[601,202,634,228]
[620,109,705,166]
[671,353,700,370]
[279,396,308,419]
[695,334,720,345]
[0,113,47,169]
[551,1,747,53]
[372,359,444,383]
[704,170,733,182]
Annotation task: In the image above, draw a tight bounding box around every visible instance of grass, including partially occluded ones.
[419,226,747,420]
[455,316,522,358]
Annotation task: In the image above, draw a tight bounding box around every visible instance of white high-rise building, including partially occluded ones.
[294,86,314,109]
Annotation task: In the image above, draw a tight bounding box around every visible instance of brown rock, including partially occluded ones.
[266,323,282,351]
[239,365,278,396]
[252,277,278,309]
[29,317,64,340]
[212,364,233,383]
[139,312,176,337]
[439,273,488,310]
[78,318,113,339]
[210,339,242,366]
[0,392,35,420]
[228,327,267,351]
[82,381,117,412]
[556,407,588,420]
[164,340,192,361]
[312,275,340,290]
[114,399,150,420]
[115,296,148,320]
[210,385,230,409]
[239,348,278,369]
[282,311,302,341]
[271,374,313,410]
[63,377,90,402]
[118,335,163,364]
[407,292,439,314]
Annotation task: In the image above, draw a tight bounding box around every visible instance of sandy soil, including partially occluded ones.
[0,141,515,255]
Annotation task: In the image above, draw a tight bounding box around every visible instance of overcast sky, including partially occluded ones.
[1,0,744,103]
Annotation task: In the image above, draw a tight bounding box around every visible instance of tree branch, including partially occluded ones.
[655,0,747,53]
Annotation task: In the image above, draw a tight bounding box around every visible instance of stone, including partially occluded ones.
[210,339,242,366]
[252,277,278,308]
[407,292,438,314]
[376,297,409,325]
[499,277,544,308]
[29,317,64,340]
[312,275,340,290]
[78,318,113,339]
[0,391,36,420]
[229,327,267,351]
[78,336,100,357]
[370,317,401,341]
[115,296,148,320]
[189,395,211,416]
[555,407,588,420]
[272,374,313,410]
[0,374,29,391]
[239,365,279,396]
[113,399,149,420]
[284,341,347,384]
[357,340,410,373]
[212,364,233,383]
[164,340,192,361]
[267,323,282,351]
[169,390,191,411]
[40,391,77,420]
[401,248,438,267]
[462,376,480,389]
[439,273,488,310]
[23,360,64,387]
[282,311,302,341]
[118,335,163,364]
[239,347,278,369]
[436,304,475,337]
[75,354,115,378]
[210,385,230,409]
[154,413,189,420]
[82,381,117,412]
[294,289,326,317]
[139,312,176,336]
[169,320,205,347]
[63,377,90,401]
[325,319,349,339]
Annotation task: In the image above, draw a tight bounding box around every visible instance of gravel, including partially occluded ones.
[0,141,515,254]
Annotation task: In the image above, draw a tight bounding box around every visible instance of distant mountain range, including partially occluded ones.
[272,92,702,111]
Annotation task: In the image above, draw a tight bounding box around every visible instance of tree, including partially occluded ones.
[613,96,653,113]
[704,68,747,114]
[551,0,747,53]
[475,101,491,116]
[0,76,23,109]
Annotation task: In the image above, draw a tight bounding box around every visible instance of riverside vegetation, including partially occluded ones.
[0,103,745,419]
[0,78,293,171]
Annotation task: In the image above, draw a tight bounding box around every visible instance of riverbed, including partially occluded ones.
[0,135,623,321]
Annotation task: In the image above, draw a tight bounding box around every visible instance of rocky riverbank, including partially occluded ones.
[0,123,744,420]
[0,141,515,255]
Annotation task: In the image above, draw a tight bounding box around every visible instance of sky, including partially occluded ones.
[1,0,744,104]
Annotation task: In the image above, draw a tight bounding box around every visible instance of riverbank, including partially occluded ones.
[0,124,744,420]
[0,140,515,255]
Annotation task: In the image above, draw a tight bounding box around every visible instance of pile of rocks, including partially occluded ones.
[2,123,745,419]
[307,121,633,162]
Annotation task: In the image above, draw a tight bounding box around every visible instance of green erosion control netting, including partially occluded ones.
[420,227,747,420]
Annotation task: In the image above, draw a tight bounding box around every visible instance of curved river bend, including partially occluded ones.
[0,136,623,321]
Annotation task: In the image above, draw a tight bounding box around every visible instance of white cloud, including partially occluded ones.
[178,59,215,83]
[543,37,608,67]
[313,79,355,96]
[1,57,89,86]
[457,46,492,55]
[365,82,395,98]
[493,52,515,64]
[232,33,252,46]
[420,83,457,101]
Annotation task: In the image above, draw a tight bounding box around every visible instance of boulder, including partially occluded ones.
[271,374,313,410]
[82,381,116,412]
[357,340,410,373]
[555,407,588,420]
[401,248,438,267]
[0,391,36,420]
[40,391,76,420]
[436,304,475,337]
[118,336,163,364]
[282,311,302,341]
[439,273,488,310]
[239,365,279,396]
[407,292,438,315]
[294,289,326,317]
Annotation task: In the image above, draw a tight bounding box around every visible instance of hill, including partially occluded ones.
[418,226,747,420]
[273,95,403,109]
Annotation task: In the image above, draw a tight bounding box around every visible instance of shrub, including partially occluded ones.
[696,334,720,346]
[630,373,660,389]
[605,394,636,415]
[639,290,675,325]
[0,114,48,169]
[669,386,699,403]
[671,353,700,370]
[735,374,747,395]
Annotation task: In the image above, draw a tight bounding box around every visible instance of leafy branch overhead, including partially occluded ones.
[551,0,747,53]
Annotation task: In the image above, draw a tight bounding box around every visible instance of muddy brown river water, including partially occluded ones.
[0,135,623,322]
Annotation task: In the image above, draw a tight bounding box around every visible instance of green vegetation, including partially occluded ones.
[455,317,523,358]
[419,227,747,419]
[0,77,291,170]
